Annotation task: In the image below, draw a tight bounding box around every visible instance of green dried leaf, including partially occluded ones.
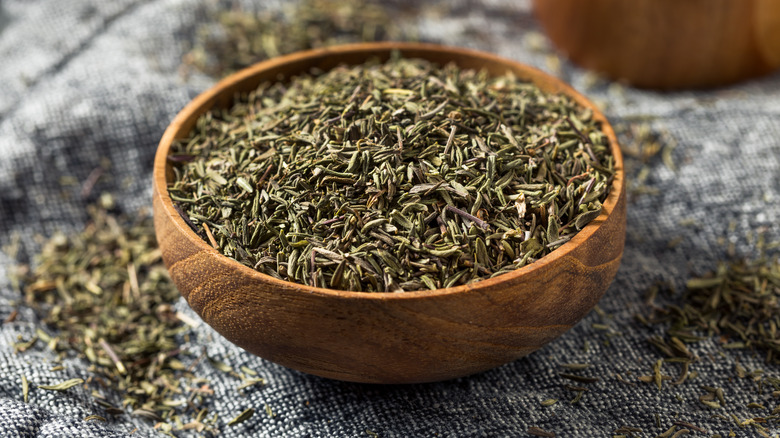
[227,408,255,426]
[574,207,602,230]
[540,398,558,406]
[38,378,84,392]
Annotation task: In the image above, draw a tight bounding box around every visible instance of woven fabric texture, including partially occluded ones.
[0,0,778,437]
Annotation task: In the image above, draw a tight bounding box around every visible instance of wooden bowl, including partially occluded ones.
[532,0,780,89]
[152,42,626,384]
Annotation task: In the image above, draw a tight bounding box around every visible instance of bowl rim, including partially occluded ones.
[153,41,625,301]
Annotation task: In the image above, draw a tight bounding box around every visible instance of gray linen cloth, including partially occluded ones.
[0,0,778,436]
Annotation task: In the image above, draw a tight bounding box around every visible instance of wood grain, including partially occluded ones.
[532,0,780,89]
[152,42,626,383]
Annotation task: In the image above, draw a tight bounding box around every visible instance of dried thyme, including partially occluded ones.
[645,257,780,364]
[184,0,414,78]
[19,201,217,432]
[168,55,615,292]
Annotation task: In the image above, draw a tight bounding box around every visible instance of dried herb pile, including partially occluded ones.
[627,257,780,435]
[614,120,677,198]
[184,0,414,78]
[642,257,780,366]
[168,56,615,292]
[19,200,217,433]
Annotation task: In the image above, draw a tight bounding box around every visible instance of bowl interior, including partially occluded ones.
[155,41,625,299]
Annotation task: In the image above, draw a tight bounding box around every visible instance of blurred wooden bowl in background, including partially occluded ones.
[532,0,780,89]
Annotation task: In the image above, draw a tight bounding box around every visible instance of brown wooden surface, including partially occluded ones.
[532,0,780,90]
[152,42,627,383]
